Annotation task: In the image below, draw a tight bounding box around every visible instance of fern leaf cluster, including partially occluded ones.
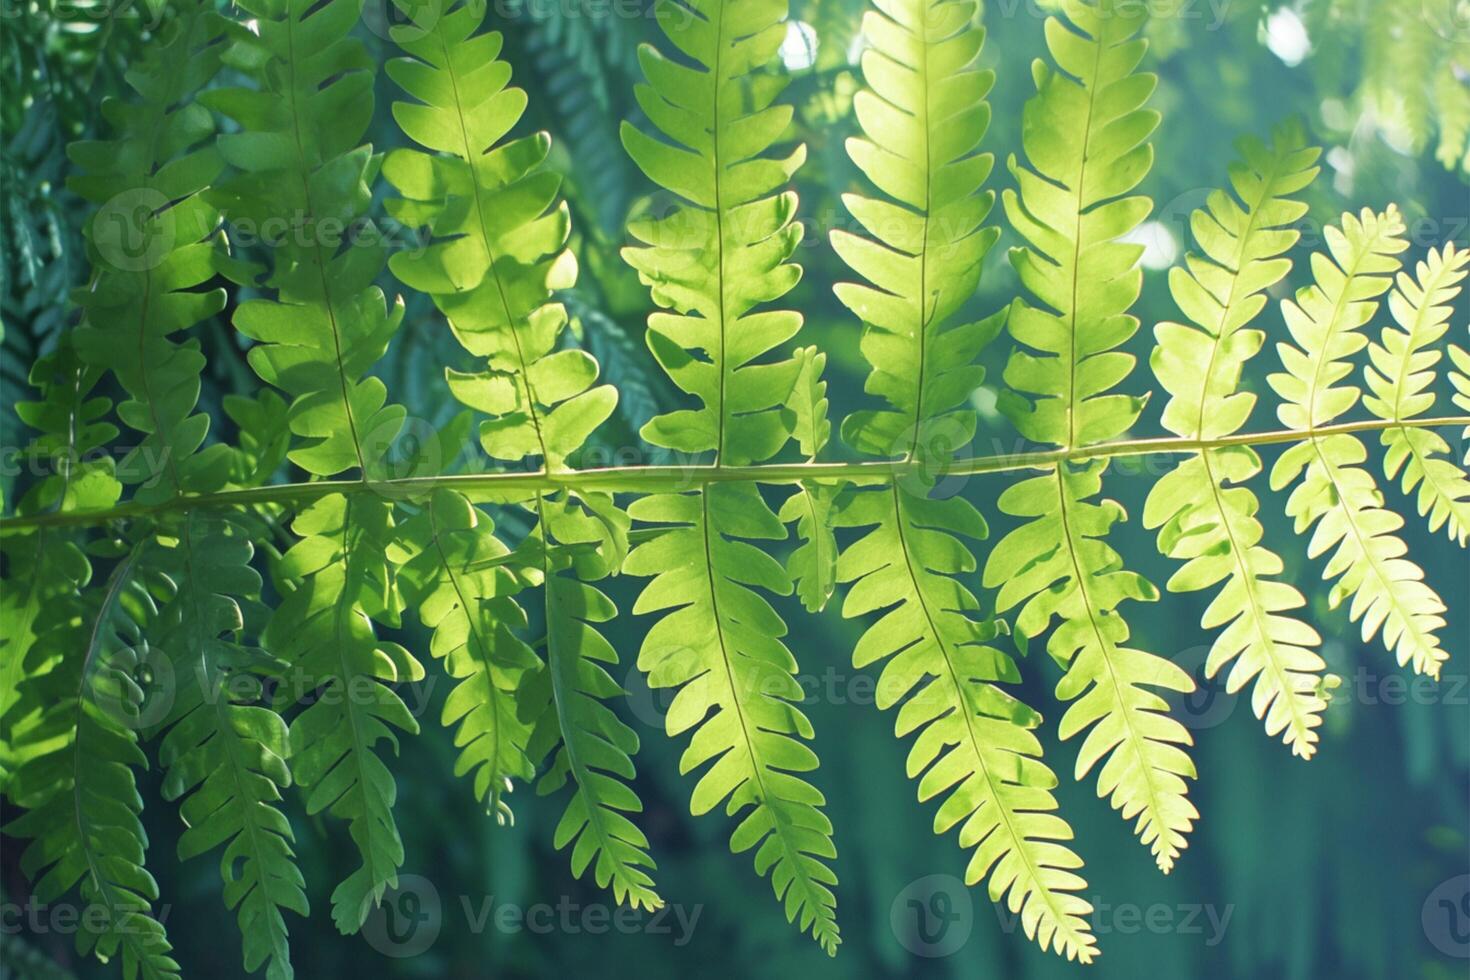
[1,0,1468,973]
[830,0,1095,960]
[1268,207,1451,679]
[984,0,1197,874]
[1143,122,1329,758]
[620,0,841,951]
[382,0,651,905]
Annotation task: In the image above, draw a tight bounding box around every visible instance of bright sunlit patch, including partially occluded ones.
[1327,144,1356,196]
[1122,220,1180,270]
[781,21,818,72]
[1264,8,1310,67]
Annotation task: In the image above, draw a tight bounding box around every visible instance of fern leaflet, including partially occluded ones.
[983,0,1197,873]
[1143,122,1330,758]
[830,0,1096,960]
[1362,243,1470,543]
[620,0,841,949]
[1268,206,1451,678]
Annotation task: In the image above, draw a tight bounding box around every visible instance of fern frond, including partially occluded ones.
[839,487,1098,960]
[984,0,1197,873]
[383,0,655,907]
[626,484,839,951]
[204,0,403,481]
[831,0,998,466]
[986,464,1196,872]
[779,345,838,613]
[1268,207,1451,678]
[1,344,120,790]
[619,0,840,951]
[62,11,307,973]
[67,0,237,506]
[6,552,180,980]
[829,0,1094,959]
[152,515,305,980]
[391,489,541,824]
[270,495,422,934]
[1452,341,1470,461]
[384,0,614,472]
[204,0,420,932]
[1143,122,1330,759]
[531,495,661,911]
[620,0,808,464]
[1363,243,1470,543]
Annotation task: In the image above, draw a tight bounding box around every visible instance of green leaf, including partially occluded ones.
[204,0,404,480]
[1,344,120,790]
[1144,121,1330,759]
[986,462,1196,873]
[531,494,660,910]
[1363,243,1470,544]
[153,515,305,980]
[6,552,180,980]
[779,346,838,613]
[271,495,423,934]
[391,489,541,824]
[830,0,1094,959]
[986,0,1196,873]
[620,0,808,466]
[384,0,611,471]
[619,0,840,951]
[68,1,239,506]
[1268,206,1451,678]
[626,483,840,953]
[999,0,1156,450]
[839,486,1098,961]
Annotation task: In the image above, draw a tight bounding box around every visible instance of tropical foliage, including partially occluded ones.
[1,0,1466,975]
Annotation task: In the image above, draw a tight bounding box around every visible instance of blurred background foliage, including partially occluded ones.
[1,0,1467,977]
